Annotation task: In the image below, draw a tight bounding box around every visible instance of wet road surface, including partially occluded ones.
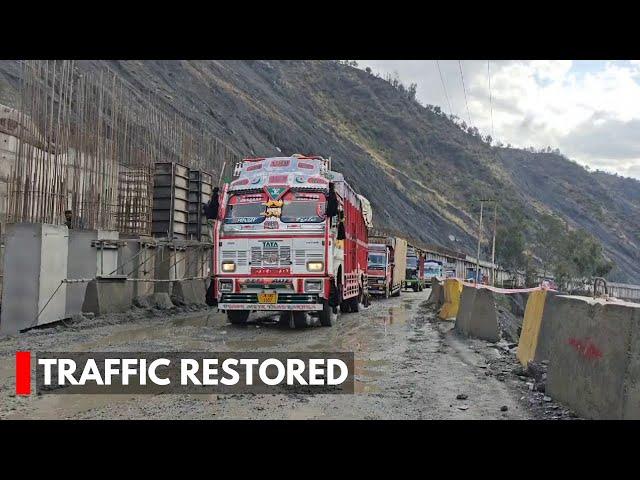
[0,289,535,419]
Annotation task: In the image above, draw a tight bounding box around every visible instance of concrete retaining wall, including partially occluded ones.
[82,277,133,315]
[154,247,186,294]
[119,235,156,298]
[454,286,499,342]
[544,295,640,419]
[171,278,207,306]
[66,230,119,317]
[1,223,68,334]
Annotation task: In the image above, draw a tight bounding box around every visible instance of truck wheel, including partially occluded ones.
[227,310,250,324]
[340,300,351,314]
[349,293,360,313]
[413,285,418,292]
[292,312,308,328]
[279,312,293,327]
[319,300,335,327]
[205,279,217,306]
[392,287,401,297]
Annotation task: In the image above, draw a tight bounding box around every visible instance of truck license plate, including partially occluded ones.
[258,292,278,304]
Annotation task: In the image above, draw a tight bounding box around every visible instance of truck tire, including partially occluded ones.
[413,284,418,292]
[279,312,293,327]
[340,300,351,314]
[349,292,360,313]
[227,310,250,324]
[205,279,217,306]
[319,300,334,327]
[292,312,308,328]
[392,286,401,297]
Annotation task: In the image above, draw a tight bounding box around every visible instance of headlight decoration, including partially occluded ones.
[306,261,324,272]
[219,279,233,292]
[221,261,236,272]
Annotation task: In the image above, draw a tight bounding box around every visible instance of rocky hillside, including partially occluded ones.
[1,60,639,282]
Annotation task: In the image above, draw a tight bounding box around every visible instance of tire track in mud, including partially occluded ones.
[0,289,539,419]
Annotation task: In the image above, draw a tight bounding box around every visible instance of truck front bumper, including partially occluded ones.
[218,293,323,312]
[368,286,387,295]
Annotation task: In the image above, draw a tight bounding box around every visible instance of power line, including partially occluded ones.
[488,60,495,139]
[458,60,472,126]
[435,60,453,115]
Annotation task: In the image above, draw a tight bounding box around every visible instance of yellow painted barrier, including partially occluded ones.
[438,278,463,320]
[517,289,548,366]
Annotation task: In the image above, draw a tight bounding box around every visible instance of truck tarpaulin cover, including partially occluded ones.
[357,194,373,228]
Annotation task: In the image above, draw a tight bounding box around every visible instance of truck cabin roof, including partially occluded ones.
[228,156,367,211]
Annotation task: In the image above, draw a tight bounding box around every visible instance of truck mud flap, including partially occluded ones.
[205,279,217,307]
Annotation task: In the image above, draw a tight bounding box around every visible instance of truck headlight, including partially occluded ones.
[221,261,236,272]
[304,280,323,292]
[219,279,233,292]
[306,261,324,272]
[377,279,385,284]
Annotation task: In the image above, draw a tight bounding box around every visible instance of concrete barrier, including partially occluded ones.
[426,278,442,306]
[544,295,640,419]
[454,286,499,342]
[171,279,207,306]
[517,290,550,366]
[82,277,133,315]
[438,279,462,320]
[454,285,477,334]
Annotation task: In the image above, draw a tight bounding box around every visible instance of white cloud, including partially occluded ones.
[357,60,640,180]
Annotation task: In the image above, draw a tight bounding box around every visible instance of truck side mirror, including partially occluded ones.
[203,188,220,220]
[326,182,338,218]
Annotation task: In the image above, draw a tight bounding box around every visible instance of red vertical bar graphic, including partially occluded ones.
[16,351,31,395]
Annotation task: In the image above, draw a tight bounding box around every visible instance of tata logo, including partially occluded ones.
[262,241,279,248]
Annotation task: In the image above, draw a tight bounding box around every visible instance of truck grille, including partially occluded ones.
[294,249,324,266]
[220,293,319,304]
[221,250,248,267]
[250,245,292,267]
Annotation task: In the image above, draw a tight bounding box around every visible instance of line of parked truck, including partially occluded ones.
[203,153,489,328]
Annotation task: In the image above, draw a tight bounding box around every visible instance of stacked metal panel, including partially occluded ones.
[188,170,214,242]
[152,162,189,239]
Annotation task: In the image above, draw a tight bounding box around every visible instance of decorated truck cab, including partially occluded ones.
[403,246,425,291]
[367,232,407,298]
[210,154,371,328]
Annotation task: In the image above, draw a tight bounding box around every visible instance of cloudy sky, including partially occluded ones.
[357,60,640,180]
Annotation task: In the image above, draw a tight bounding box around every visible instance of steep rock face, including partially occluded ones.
[0,60,638,281]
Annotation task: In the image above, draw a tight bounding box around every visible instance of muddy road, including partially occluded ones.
[0,289,570,419]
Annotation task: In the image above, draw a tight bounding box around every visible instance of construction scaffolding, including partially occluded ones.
[5,60,240,235]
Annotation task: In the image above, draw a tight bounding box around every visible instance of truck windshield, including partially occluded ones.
[368,253,386,268]
[281,200,325,223]
[407,257,418,269]
[224,202,265,224]
[425,267,441,276]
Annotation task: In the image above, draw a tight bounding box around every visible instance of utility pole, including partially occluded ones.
[491,201,497,286]
[476,201,483,284]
